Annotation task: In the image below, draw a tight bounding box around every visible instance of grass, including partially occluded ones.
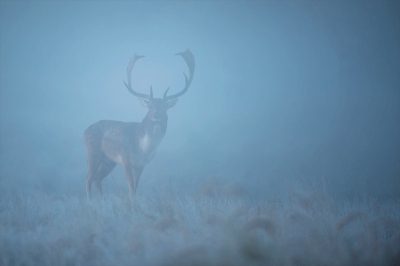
[0,188,399,266]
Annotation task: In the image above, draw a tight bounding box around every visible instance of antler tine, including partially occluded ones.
[124,53,152,100]
[163,87,170,99]
[150,84,153,99]
[163,49,195,101]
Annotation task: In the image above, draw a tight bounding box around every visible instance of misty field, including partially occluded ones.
[0,188,399,266]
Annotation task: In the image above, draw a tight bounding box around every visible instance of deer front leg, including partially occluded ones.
[94,161,117,197]
[123,164,144,196]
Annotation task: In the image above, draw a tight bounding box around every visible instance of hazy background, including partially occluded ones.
[1,0,399,201]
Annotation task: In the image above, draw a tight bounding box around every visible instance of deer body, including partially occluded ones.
[84,50,194,199]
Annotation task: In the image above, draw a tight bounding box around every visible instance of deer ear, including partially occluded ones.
[138,98,150,107]
[167,98,178,108]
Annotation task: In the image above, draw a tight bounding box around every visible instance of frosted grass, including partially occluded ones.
[0,191,399,266]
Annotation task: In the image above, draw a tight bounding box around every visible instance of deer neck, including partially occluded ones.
[138,115,167,153]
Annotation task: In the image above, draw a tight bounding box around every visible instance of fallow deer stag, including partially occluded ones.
[84,49,195,199]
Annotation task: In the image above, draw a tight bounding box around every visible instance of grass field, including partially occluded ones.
[0,188,399,266]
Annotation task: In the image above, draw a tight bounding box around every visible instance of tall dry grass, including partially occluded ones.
[0,185,399,266]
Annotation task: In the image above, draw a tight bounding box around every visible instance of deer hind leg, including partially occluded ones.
[84,132,102,200]
[94,158,116,197]
[86,156,101,200]
[123,164,144,196]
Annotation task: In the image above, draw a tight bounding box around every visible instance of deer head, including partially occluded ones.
[124,49,195,134]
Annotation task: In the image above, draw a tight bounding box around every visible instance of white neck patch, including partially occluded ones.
[140,133,160,153]
[140,134,151,152]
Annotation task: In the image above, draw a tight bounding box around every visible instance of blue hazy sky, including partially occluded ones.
[1,1,399,200]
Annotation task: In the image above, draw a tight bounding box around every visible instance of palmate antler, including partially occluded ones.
[124,49,195,101]
[163,49,195,101]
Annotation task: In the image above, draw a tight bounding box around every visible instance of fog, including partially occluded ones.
[1,1,399,201]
